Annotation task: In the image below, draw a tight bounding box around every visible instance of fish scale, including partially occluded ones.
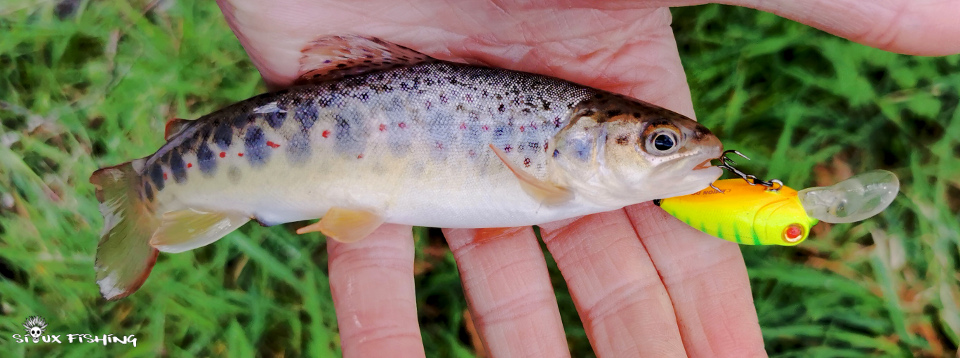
[89,35,723,300]
[145,62,592,203]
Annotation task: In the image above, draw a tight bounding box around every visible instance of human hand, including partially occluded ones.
[215,0,960,356]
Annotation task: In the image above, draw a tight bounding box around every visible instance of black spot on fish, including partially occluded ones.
[197,142,216,174]
[606,109,623,117]
[149,164,164,191]
[649,118,671,126]
[333,109,366,155]
[213,125,233,150]
[169,150,187,183]
[286,131,311,164]
[196,126,212,143]
[553,149,559,158]
[244,126,269,167]
[232,113,253,128]
[296,103,319,129]
[498,104,505,112]
[143,181,154,201]
[616,135,629,145]
[265,111,286,129]
[178,133,197,153]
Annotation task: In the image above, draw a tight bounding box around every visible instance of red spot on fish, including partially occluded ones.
[459,122,466,130]
[163,173,168,180]
[544,142,549,152]
[266,141,280,148]
[322,130,330,138]
[482,125,489,131]
[187,163,193,168]
[219,152,226,158]
[530,123,538,130]
[436,142,443,150]
[238,153,244,157]
[524,158,531,167]
[357,154,363,159]
[399,122,407,129]
[379,124,386,131]
[520,126,525,132]
[504,145,512,153]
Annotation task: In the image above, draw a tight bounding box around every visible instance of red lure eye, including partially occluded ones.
[782,224,804,243]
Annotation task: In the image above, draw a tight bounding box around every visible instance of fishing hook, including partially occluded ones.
[709,150,782,192]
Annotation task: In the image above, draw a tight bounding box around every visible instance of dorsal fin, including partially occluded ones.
[294,35,435,85]
[164,118,191,141]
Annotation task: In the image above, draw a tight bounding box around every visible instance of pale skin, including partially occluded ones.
[215,0,960,356]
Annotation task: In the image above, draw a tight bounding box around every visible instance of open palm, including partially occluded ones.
[215,0,959,356]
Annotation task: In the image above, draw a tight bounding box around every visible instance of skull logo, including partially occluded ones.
[22,316,47,343]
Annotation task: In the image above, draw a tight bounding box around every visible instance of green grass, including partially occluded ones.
[1,1,958,357]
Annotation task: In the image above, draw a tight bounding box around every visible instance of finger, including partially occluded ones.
[625,202,766,358]
[539,211,687,357]
[327,224,425,358]
[712,0,960,55]
[442,227,569,357]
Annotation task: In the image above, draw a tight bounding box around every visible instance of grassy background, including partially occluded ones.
[1,0,958,356]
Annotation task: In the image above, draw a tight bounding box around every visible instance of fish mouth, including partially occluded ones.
[692,158,714,171]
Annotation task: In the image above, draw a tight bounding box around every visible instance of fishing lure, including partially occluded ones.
[90,35,724,299]
[656,151,900,245]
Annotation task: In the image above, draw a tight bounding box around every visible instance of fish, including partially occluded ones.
[654,179,819,245]
[89,35,723,299]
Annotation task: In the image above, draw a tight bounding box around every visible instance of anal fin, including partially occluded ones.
[297,207,383,243]
[294,35,434,85]
[490,144,573,205]
[149,209,250,253]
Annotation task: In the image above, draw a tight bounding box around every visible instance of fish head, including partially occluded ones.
[552,96,723,206]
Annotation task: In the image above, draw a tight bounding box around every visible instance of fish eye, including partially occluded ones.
[782,223,805,243]
[645,129,680,155]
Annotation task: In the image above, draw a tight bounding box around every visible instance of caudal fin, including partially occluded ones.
[90,161,160,300]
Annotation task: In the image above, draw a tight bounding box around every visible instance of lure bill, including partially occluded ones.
[656,179,819,246]
[90,35,724,299]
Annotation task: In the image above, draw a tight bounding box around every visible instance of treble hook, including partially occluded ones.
[709,150,782,192]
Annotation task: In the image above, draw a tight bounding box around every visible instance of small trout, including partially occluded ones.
[91,35,723,299]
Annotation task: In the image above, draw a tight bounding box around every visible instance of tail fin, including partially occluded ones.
[90,161,160,300]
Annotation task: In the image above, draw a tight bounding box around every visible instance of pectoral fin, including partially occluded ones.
[297,207,383,243]
[149,209,250,253]
[489,144,573,205]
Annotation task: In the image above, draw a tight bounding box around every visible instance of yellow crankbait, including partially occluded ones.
[656,179,817,245]
[656,151,900,246]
